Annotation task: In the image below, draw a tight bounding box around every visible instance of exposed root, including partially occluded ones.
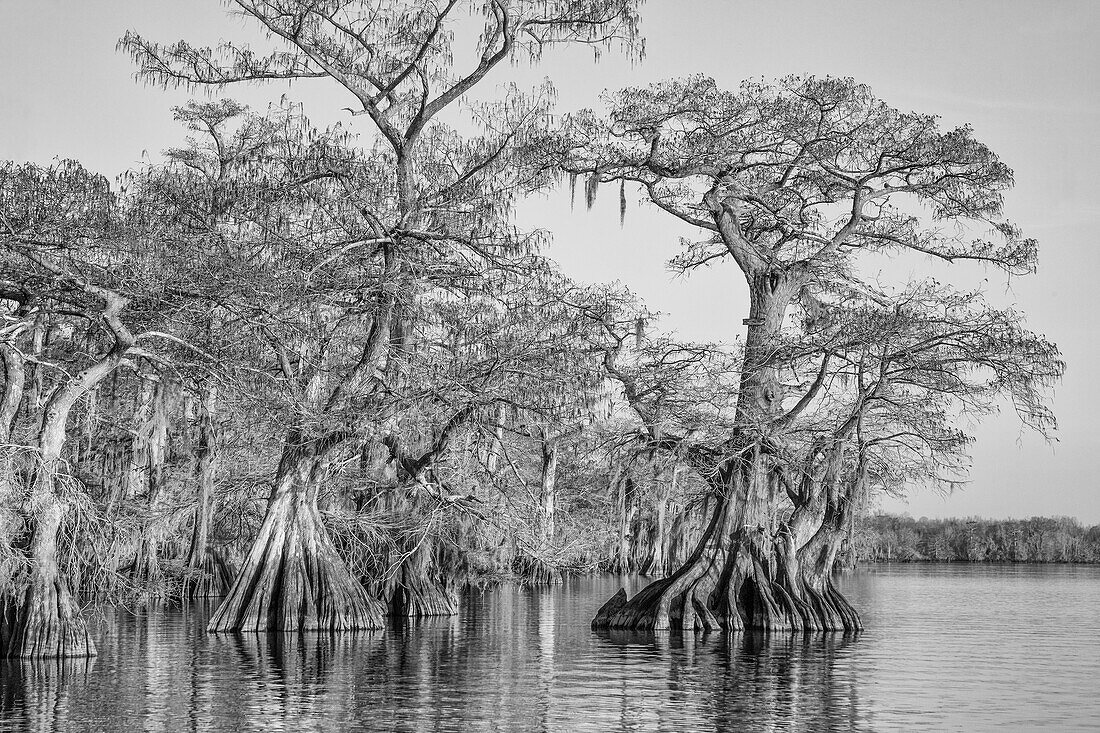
[803,577,863,632]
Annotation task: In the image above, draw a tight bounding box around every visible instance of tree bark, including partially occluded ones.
[0,345,26,586]
[385,536,459,617]
[1,491,95,658]
[641,464,676,577]
[205,439,384,632]
[0,344,24,444]
[22,313,45,424]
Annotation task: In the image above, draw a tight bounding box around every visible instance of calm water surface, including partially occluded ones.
[1,565,1098,732]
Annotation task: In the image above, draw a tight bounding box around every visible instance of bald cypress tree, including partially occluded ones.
[568,76,1060,631]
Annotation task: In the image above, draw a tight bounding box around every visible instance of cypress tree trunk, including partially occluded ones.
[512,435,564,586]
[385,536,459,617]
[184,384,227,597]
[22,314,45,423]
[539,439,558,543]
[127,378,170,587]
[640,464,676,577]
[4,292,134,657]
[123,378,154,503]
[371,479,460,616]
[4,358,123,656]
[612,474,638,573]
[0,345,26,584]
[1,489,95,658]
[373,406,477,616]
[791,458,865,631]
[0,344,24,444]
[594,268,861,633]
[206,437,384,632]
[484,404,506,475]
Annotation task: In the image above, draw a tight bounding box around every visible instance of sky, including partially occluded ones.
[2,0,1099,522]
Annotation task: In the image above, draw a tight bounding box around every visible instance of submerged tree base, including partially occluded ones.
[182,549,236,599]
[206,490,384,632]
[592,575,862,633]
[386,574,458,617]
[1,578,96,659]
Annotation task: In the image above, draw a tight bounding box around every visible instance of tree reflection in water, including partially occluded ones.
[0,580,868,732]
[0,657,95,733]
[4,571,1099,730]
[591,629,864,732]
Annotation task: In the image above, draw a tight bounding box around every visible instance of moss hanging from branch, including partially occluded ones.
[620,179,627,226]
[585,174,599,210]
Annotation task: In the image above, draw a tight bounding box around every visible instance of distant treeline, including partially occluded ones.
[854,514,1100,563]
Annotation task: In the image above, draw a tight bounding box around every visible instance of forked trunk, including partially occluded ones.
[206,443,384,632]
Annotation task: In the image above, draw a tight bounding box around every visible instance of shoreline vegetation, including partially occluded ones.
[852,514,1100,564]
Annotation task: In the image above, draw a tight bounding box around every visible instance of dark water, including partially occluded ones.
[2,565,1099,732]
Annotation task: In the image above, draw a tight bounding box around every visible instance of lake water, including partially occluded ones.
[1,564,1098,731]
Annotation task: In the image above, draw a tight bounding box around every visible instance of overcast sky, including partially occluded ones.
[3,0,1098,522]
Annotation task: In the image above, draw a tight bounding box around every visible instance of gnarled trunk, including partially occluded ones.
[206,441,384,632]
[594,455,788,631]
